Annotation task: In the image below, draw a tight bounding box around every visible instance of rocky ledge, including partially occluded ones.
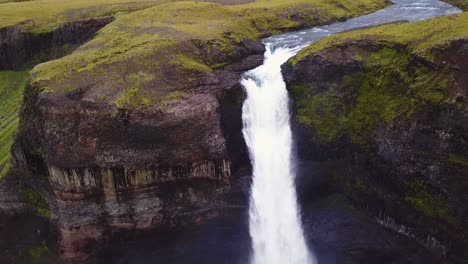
[11,35,262,261]
[0,16,114,70]
[284,11,468,263]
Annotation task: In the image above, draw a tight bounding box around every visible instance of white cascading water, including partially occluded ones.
[240,3,461,263]
[242,45,313,264]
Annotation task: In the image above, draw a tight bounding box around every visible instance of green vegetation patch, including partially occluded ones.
[161,91,186,109]
[291,45,452,144]
[0,70,29,179]
[448,154,468,167]
[290,12,468,144]
[403,178,456,225]
[19,185,51,219]
[292,12,468,64]
[29,0,389,109]
[0,0,178,33]
[18,241,51,264]
[0,0,390,33]
[114,71,155,108]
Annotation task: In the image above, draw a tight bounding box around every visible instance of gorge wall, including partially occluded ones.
[284,12,468,263]
[12,37,262,260]
[0,16,114,70]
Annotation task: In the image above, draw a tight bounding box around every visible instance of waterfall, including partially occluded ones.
[239,1,461,262]
[241,45,313,264]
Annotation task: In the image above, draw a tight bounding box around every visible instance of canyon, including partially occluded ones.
[0,0,467,263]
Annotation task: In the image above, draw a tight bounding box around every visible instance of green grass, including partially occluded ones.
[19,185,51,219]
[292,12,468,64]
[403,178,456,225]
[291,46,452,144]
[27,242,50,264]
[0,0,179,33]
[289,12,468,144]
[0,70,29,179]
[18,240,51,264]
[28,0,389,108]
[0,0,391,33]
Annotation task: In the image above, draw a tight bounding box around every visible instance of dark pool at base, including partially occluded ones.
[98,163,442,264]
[98,201,440,264]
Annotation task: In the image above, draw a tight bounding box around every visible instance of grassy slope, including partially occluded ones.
[29,0,389,108]
[289,12,468,144]
[0,70,29,179]
[291,46,454,144]
[292,12,468,64]
[0,0,180,33]
[0,0,390,33]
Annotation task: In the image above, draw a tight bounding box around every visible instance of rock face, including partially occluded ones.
[0,16,114,70]
[284,21,468,263]
[12,43,262,260]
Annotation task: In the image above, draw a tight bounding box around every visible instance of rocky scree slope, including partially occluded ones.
[284,11,468,263]
[2,0,390,261]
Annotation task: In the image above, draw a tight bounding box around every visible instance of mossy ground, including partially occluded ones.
[339,169,455,224]
[29,0,389,108]
[0,70,29,179]
[291,45,453,145]
[292,12,468,64]
[17,240,51,264]
[0,0,177,33]
[403,178,456,225]
[0,0,389,33]
[19,185,51,219]
[290,11,468,145]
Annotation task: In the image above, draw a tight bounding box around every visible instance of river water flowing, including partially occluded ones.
[242,46,312,264]
[241,1,460,264]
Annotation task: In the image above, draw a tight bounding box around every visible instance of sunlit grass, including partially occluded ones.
[0,0,180,32]
[29,0,389,109]
[0,70,29,179]
[289,10,468,145]
[293,11,468,63]
[0,0,391,33]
